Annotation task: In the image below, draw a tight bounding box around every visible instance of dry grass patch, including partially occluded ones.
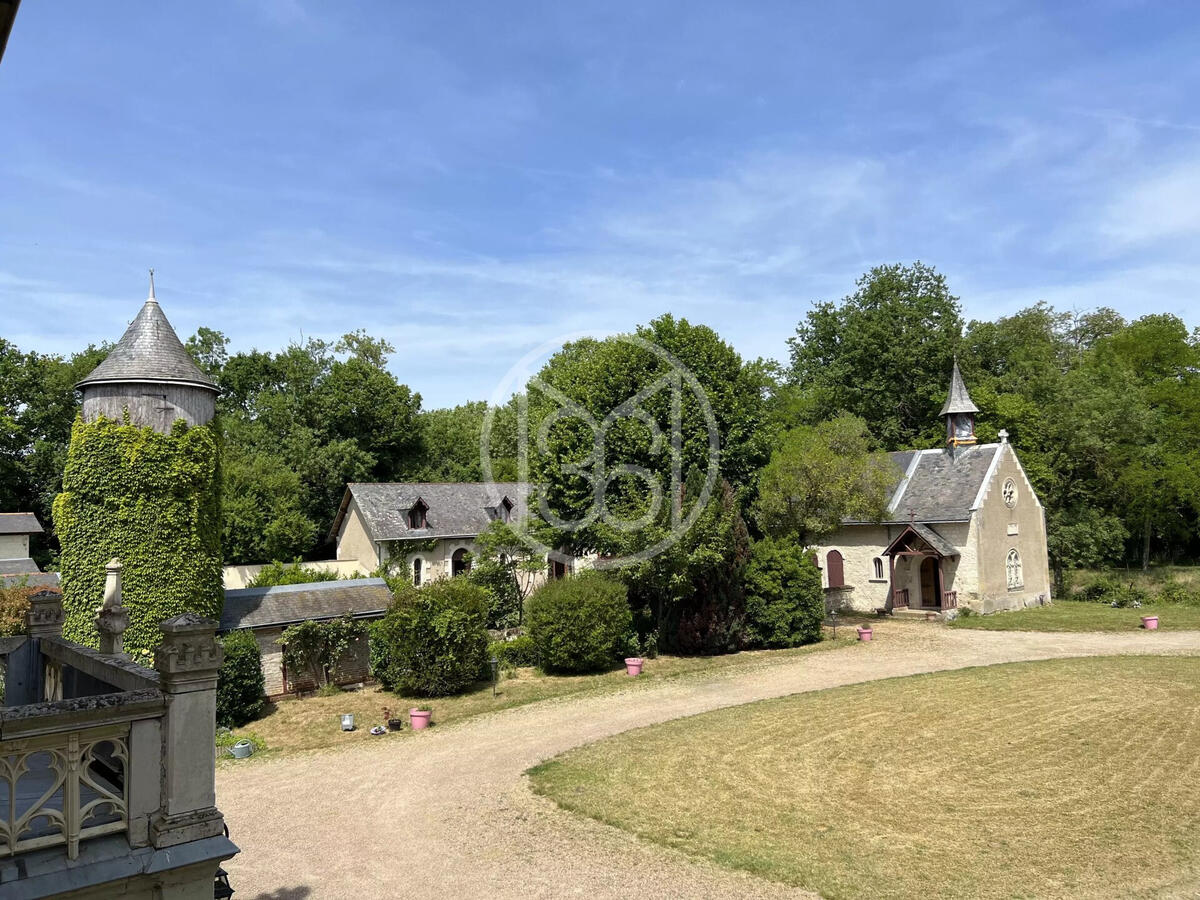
[949,600,1200,632]
[223,633,853,759]
[531,656,1200,900]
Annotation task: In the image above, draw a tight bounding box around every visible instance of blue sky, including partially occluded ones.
[2,1,1198,408]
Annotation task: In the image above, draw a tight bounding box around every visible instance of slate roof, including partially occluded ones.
[0,557,39,573]
[220,578,392,632]
[331,482,531,542]
[0,571,60,589]
[881,522,960,558]
[939,359,980,416]
[0,512,43,535]
[77,297,217,392]
[843,444,1002,525]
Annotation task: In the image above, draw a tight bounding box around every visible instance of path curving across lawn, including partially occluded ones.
[216,624,1200,900]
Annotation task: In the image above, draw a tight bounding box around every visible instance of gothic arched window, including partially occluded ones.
[1006,549,1023,590]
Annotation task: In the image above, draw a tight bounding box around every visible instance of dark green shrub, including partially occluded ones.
[468,559,523,629]
[1075,576,1120,603]
[1158,581,1200,607]
[368,618,395,690]
[372,579,489,696]
[742,537,825,648]
[488,633,537,670]
[216,630,266,727]
[526,571,631,673]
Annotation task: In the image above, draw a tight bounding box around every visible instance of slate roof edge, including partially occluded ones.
[219,607,388,633]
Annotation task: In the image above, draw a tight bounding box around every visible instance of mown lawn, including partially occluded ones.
[948,599,1200,632]
[221,633,853,759]
[530,656,1200,900]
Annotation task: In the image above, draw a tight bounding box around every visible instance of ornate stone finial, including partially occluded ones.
[154,613,223,693]
[96,558,129,656]
[26,589,65,637]
[148,268,157,302]
[998,428,1009,444]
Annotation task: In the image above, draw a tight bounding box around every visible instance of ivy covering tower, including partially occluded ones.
[55,275,223,653]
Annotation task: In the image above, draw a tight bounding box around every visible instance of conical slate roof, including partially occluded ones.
[938,358,978,416]
[77,290,217,392]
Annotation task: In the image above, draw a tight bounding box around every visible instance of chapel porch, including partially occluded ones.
[882,523,960,614]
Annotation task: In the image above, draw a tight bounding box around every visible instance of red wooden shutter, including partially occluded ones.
[827,550,845,588]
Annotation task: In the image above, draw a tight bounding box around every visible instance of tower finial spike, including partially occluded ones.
[148,268,157,302]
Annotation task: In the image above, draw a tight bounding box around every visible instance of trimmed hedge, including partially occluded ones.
[743,537,824,648]
[54,415,222,654]
[216,630,266,727]
[526,571,631,673]
[371,579,489,696]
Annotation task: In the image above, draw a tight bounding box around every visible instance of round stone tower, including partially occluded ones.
[77,275,218,431]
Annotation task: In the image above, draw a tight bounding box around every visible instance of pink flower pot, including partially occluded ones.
[1141,615,1159,630]
[625,657,644,676]
[409,708,431,730]
[857,627,873,642]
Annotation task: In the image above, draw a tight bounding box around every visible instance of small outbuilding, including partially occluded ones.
[0,511,59,588]
[220,578,392,697]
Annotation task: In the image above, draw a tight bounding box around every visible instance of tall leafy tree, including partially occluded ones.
[787,262,963,447]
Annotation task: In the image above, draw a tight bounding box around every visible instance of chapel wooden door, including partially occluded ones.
[919,557,937,608]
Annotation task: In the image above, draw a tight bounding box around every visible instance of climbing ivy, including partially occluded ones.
[53,414,223,654]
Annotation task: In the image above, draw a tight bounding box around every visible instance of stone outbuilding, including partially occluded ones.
[220,578,393,697]
[0,512,59,589]
[330,482,575,584]
[809,361,1051,616]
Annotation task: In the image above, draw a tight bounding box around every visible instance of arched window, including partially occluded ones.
[873,557,884,580]
[452,547,472,577]
[412,557,423,586]
[826,550,845,589]
[1006,549,1023,590]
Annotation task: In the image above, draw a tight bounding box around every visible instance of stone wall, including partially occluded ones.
[0,533,28,559]
[971,445,1052,612]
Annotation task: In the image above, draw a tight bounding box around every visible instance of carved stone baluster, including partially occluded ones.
[65,732,81,859]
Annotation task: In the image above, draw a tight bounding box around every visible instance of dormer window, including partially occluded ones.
[407,501,427,529]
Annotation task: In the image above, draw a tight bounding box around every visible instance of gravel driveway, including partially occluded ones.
[216,623,1200,900]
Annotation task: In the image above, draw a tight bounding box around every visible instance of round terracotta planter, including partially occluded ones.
[409,708,432,730]
[1141,615,1159,631]
[856,626,873,642]
[625,657,644,676]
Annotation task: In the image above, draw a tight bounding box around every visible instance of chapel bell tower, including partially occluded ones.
[940,358,978,447]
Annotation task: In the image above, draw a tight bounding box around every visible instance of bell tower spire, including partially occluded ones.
[940,357,979,446]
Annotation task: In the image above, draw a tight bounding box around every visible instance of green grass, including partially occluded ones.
[221,633,852,760]
[1070,565,1200,596]
[530,656,1200,900]
[948,600,1200,632]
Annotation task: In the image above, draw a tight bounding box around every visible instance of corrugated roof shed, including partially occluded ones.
[220,578,392,632]
[332,482,530,542]
[0,512,43,535]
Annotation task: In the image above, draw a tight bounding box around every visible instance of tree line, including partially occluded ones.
[2,262,1197,601]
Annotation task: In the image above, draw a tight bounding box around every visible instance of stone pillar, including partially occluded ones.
[25,588,65,638]
[150,613,226,849]
[95,558,130,656]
